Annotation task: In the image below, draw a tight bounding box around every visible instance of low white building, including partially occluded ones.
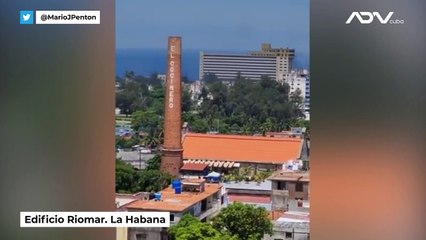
[264,211,310,240]
[157,74,166,81]
[187,80,202,101]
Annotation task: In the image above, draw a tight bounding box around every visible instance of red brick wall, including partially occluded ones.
[163,36,182,149]
[161,36,183,177]
[161,150,182,177]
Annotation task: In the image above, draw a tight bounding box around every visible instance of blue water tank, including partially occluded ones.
[172,179,182,189]
[154,192,162,201]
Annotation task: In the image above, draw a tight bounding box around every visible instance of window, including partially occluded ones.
[285,232,293,239]
[296,182,304,192]
[170,214,175,222]
[277,181,286,190]
[136,233,147,240]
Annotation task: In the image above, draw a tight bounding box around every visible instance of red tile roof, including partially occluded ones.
[180,163,208,171]
[125,184,221,212]
[182,133,303,164]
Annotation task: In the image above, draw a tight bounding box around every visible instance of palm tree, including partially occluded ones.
[254,173,263,185]
[142,128,161,149]
[241,124,252,135]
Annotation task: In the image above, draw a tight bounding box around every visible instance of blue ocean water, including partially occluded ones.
[116,49,200,80]
[116,49,309,81]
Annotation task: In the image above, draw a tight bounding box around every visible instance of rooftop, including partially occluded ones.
[268,170,310,182]
[182,133,303,164]
[115,192,146,209]
[276,211,310,229]
[202,51,276,58]
[265,131,305,138]
[180,162,208,172]
[116,151,155,162]
[125,183,222,213]
[223,180,271,191]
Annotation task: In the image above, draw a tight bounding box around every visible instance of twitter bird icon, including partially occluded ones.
[20,10,34,24]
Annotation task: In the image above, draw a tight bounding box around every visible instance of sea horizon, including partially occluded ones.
[116,48,310,81]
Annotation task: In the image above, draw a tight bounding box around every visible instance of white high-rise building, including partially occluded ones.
[200,52,277,81]
[199,43,295,81]
[280,69,310,117]
[251,43,295,79]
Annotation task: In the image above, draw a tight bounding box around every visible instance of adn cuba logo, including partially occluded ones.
[346,12,404,24]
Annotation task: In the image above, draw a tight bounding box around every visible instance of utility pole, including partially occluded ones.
[139,147,142,169]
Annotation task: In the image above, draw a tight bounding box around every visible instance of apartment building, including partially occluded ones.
[268,171,310,212]
[199,43,295,81]
[123,179,226,240]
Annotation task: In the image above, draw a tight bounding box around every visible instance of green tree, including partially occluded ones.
[191,118,209,133]
[131,110,163,133]
[202,72,219,83]
[116,158,137,193]
[116,73,166,114]
[149,86,166,115]
[116,79,152,114]
[289,88,304,118]
[136,169,172,192]
[292,119,310,131]
[145,154,161,170]
[240,124,252,135]
[118,69,306,137]
[169,214,237,240]
[212,202,273,240]
[194,74,302,134]
[116,156,171,193]
[260,118,274,136]
[116,136,139,149]
[125,70,136,80]
[141,128,162,149]
[182,87,193,112]
[184,112,209,133]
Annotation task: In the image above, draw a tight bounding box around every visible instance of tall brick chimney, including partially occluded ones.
[161,36,183,177]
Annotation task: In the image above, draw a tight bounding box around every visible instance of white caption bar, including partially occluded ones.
[35,11,100,24]
[20,211,170,228]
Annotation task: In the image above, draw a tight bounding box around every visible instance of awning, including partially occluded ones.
[183,159,239,168]
[206,171,221,178]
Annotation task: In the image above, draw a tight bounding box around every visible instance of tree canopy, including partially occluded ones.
[116,72,307,136]
[168,203,273,240]
[195,76,304,134]
[212,202,273,240]
[169,214,237,240]
[116,156,172,193]
[116,158,139,193]
[116,74,164,115]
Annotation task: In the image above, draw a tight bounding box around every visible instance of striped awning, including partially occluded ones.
[183,159,240,168]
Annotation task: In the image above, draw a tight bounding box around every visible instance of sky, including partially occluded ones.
[116,0,309,55]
